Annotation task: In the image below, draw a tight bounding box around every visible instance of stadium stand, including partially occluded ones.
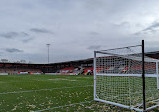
[60,67,76,73]
[83,67,93,75]
[0,63,43,75]
[0,51,159,75]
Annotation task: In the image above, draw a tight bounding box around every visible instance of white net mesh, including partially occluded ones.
[94,45,159,111]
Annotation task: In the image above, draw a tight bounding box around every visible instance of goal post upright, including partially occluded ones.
[156,62,159,89]
[94,51,97,100]
[142,40,146,111]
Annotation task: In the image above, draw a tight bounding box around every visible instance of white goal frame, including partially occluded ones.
[94,40,159,111]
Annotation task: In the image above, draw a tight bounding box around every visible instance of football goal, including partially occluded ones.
[94,40,159,111]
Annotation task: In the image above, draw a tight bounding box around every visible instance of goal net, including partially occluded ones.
[94,43,159,111]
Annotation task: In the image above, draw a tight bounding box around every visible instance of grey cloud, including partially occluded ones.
[0,32,29,39]
[133,31,144,36]
[143,21,159,32]
[0,52,3,56]
[135,21,159,35]
[89,31,100,36]
[0,32,19,38]
[87,45,102,50]
[22,38,34,43]
[5,48,23,53]
[21,32,29,36]
[113,22,130,28]
[1,0,159,63]
[86,0,105,10]
[30,28,53,34]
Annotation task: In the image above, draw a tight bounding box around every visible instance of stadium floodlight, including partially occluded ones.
[46,44,50,64]
[94,40,159,111]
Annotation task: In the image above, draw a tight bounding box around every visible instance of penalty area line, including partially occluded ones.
[0,85,93,95]
[34,100,93,112]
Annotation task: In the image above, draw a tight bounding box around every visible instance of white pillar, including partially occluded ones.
[94,51,97,99]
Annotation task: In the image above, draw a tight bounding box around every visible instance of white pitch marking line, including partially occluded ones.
[34,100,93,112]
[0,85,93,95]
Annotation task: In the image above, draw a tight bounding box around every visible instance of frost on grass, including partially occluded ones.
[1,75,158,112]
[27,104,36,109]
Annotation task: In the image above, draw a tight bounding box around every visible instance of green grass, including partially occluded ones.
[0,75,158,112]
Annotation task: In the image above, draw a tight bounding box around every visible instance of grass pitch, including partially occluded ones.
[0,75,158,112]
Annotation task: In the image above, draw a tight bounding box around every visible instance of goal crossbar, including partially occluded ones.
[96,73,159,77]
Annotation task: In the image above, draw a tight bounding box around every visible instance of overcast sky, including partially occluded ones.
[1,0,159,63]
